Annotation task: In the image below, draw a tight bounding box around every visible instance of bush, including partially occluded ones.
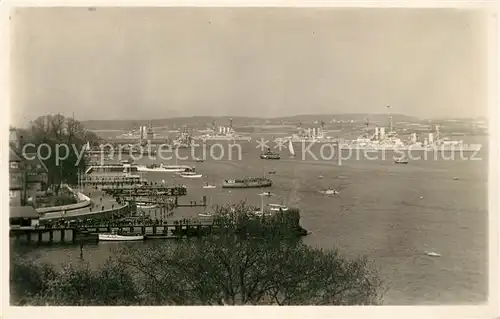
[10,255,140,306]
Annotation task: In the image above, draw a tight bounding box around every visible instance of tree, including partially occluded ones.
[17,114,101,192]
[117,235,384,305]
[10,253,140,306]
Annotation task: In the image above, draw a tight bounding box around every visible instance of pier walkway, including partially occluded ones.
[40,186,124,221]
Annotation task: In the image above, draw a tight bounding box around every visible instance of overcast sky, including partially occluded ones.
[10,8,488,126]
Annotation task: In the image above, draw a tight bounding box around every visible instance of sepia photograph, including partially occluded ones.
[4,3,498,314]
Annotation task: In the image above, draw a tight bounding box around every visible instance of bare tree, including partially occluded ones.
[116,231,384,305]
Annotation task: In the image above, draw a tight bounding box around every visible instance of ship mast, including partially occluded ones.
[386,105,393,134]
[364,118,370,138]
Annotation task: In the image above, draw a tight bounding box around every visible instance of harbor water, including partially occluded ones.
[17,136,489,305]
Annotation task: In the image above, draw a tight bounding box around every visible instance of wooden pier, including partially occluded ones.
[102,185,188,197]
[80,176,148,185]
[126,196,207,208]
[10,227,98,245]
[11,218,309,245]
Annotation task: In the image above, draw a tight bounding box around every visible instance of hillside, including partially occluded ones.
[81,113,422,131]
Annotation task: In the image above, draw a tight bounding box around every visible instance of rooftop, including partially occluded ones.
[9,148,22,162]
[10,205,39,219]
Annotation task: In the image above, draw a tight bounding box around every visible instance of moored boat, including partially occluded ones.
[98,233,144,241]
[319,189,339,195]
[136,202,158,209]
[178,167,203,178]
[394,156,408,164]
[260,148,280,160]
[222,177,273,188]
[268,204,289,212]
[198,213,213,217]
[137,163,192,173]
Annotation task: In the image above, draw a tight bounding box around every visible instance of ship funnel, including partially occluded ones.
[375,127,380,139]
[380,127,386,139]
[219,126,222,134]
[428,133,434,144]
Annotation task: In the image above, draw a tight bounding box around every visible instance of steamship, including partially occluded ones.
[193,119,252,142]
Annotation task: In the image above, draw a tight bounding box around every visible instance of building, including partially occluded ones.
[24,153,49,192]
[9,148,25,206]
[9,128,20,149]
[9,128,48,226]
[10,205,40,227]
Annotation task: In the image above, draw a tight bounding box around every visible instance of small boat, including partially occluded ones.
[260,148,281,160]
[268,204,288,212]
[318,175,324,179]
[222,177,272,188]
[258,191,274,197]
[180,172,203,178]
[178,168,203,178]
[198,213,213,217]
[320,189,339,196]
[98,233,144,241]
[268,170,276,174]
[425,251,441,257]
[137,163,192,173]
[394,156,408,164]
[136,202,158,209]
[202,183,217,189]
[453,177,459,180]
[195,157,205,162]
[288,140,296,158]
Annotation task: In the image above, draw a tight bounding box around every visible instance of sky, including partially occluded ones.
[10,7,488,126]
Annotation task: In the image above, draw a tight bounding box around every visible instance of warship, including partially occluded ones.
[340,118,482,152]
[274,122,336,144]
[193,119,252,142]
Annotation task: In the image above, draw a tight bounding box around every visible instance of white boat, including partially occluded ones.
[198,213,213,217]
[268,204,288,212]
[178,168,203,178]
[425,251,441,257]
[258,192,274,197]
[394,155,409,164]
[320,189,339,195]
[98,233,144,241]
[137,202,158,209]
[203,184,217,189]
[137,163,191,173]
[181,172,203,178]
[288,139,296,157]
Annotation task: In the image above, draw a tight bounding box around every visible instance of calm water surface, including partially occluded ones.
[19,137,488,305]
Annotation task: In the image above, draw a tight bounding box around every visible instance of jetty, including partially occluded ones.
[11,214,309,245]
[102,185,188,197]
